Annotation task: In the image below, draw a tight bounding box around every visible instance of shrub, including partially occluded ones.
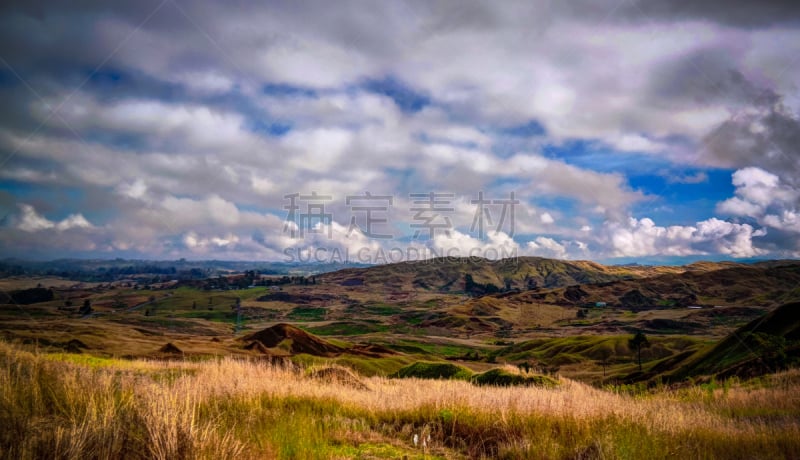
[471,368,559,387]
[390,361,473,380]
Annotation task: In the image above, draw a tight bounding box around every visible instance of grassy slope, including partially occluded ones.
[318,256,705,292]
[2,341,799,460]
[521,263,800,308]
[665,302,800,382]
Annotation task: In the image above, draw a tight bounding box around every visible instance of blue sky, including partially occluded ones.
[0,0,799,264]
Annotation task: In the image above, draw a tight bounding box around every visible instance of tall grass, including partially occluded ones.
[1,341,798,459]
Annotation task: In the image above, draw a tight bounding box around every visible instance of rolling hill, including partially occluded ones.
[513,261,800,308]
[664,301,800,382]
[319,256,716,293]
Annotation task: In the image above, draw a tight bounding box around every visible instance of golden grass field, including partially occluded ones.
[2,340,798,460]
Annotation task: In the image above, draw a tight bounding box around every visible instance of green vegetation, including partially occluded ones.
[287,307,327,321]
[666,302,800,382]
[386,339,484,358]
[3,341,800,459]
[391,361,473,380]
[471,368,559,387]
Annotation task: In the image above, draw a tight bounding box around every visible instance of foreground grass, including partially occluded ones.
[1,341,798,459]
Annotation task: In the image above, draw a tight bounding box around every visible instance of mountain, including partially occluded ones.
[318,256,714,292]
[515,261,800,308]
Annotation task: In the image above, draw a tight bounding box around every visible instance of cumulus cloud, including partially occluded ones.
[526,237,568,259]
[539,212,555,225]
[15,204,93,232]
[0,1,798,261]
[716,167,800,255]
[601,216,766,258]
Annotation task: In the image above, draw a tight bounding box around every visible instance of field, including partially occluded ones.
[2,341,799,459]
[1,257,799,458]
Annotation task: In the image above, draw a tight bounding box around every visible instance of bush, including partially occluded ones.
[471,368,559,387]
[390,362,473,380]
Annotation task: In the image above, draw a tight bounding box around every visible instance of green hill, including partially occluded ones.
[665,302,800,382]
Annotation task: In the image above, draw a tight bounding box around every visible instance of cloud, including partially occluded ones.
[15,204,93,232]
[0,1,798,261]
[600,216,766,259]
[526,236,567,259]
[621,0,800,28]
[716,167,800,255]
[664,171,708,184]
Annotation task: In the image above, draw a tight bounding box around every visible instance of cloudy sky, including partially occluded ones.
[1,0,799,264]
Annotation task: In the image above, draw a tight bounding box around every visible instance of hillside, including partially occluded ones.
[241,323,345,356]
[664,302,800,382]
[2,256,799,385]
[512,261,800,308]
[319,256,712,293]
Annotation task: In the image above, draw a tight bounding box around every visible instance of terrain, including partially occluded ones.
[1,256,799,458]
[2,341,799,459]
[1,256,799,384]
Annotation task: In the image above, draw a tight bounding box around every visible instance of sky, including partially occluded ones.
[0,0,799,264]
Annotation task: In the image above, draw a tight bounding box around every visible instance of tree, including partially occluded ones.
[597,347,613,378]
[629,332,650,372]
[464,273,476,292]
[80,299,93,316]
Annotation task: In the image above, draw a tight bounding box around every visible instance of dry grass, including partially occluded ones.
[1,340,798,459]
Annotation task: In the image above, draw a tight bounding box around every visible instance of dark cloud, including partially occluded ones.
[624,0,800,28]
[649,48,780,108]
[703,104,800,185]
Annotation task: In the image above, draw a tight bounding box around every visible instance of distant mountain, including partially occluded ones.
[0,258,368,281]
[517,261,800,308]
[319,256,746,293]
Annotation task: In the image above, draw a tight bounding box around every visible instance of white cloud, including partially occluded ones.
[16,204,93,233]
[717,167,800,236]
[2,2,799,261]
[526,236,567,259]
[602,216,765,258]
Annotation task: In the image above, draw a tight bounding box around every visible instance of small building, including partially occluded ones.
[594,302,607,307]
